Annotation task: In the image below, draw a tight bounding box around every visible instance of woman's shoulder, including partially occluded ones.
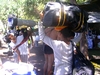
[17,35,24,39]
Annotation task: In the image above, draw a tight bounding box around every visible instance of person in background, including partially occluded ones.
[27,38,32,57]
[34,33,40,47]
[8,30,29,63]
[7,14,16,33]
[43,27,58,75]
[38,21,82,75]
[27,27,34,57]
[8,33,21,63]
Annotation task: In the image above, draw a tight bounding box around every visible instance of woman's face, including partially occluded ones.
[8,34,16,40]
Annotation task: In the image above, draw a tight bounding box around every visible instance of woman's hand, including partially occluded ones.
[39,11,43,20]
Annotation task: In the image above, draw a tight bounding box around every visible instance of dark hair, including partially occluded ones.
[3,34,11,43]
[60,27,75,38]
[21,28,28,38]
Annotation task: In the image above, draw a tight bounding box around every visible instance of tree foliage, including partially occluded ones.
[23,0,50,21]
[0,0,25,23]
[0,0,91,23]
[23,0,90,21]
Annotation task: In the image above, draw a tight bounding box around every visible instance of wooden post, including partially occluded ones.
[80,32,89,60]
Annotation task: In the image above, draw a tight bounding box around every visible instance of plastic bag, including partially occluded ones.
[0,61,36,75]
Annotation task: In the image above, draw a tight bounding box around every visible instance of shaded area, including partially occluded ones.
[1,42,100,75]
[28,43,45,75]
[88,49,100,74]
[89,49,100,63]
[78,0,100,12]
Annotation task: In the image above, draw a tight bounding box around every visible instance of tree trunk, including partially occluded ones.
[80,32,89,59]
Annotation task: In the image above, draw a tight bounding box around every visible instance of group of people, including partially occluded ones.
[7,26,34,63]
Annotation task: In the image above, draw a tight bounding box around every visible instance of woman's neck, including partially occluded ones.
[11,39,16,43]
[63,38,71,45]
[58,36,71,45]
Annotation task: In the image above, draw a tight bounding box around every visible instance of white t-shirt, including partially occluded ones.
[9,35,28,55]
[35,35,40,41]
[38,21,82,75]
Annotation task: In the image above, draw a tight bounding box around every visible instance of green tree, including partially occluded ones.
[0,0,94,24]
[23,0,50,21]
[0,0,25,23]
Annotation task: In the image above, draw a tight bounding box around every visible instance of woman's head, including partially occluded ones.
[58,27,75,41]
[8,33,16,40]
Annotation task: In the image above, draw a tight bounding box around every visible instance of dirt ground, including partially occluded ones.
[0,41,100,75]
